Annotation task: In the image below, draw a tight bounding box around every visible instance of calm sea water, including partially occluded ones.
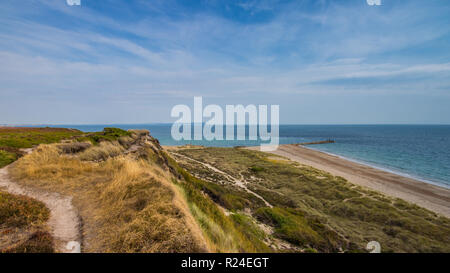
[44,124,450,188]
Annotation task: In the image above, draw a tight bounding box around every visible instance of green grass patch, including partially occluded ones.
[255,207,345,252]
[249,166,264,173]
[0,150,17,168]
[0,127,83,168]
[0,127,82,149]
[76,128,131,144]
[229,213,270,251]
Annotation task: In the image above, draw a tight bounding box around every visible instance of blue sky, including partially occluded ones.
[1,0,450,124]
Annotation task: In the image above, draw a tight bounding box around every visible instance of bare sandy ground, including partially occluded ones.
[0,165,81,253]
[247,144,450,218]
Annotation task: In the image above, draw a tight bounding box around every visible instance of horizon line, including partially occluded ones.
[2,123,450,126]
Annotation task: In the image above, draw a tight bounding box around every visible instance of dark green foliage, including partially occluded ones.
[77,128,131,144]
[250,166,264,173]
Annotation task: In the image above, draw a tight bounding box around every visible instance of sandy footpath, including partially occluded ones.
[0,165,81,253]
[247,144,450,218]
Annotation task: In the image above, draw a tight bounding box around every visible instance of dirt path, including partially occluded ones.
[170,151,273,207]
[0,166,81,253]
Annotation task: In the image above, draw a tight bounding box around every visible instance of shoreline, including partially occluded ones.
[305,145,450,190]
[246,144,450,218]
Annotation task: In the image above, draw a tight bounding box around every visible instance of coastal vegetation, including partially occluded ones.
[2,127,450,253]
[0,150,16,169]
[166,159,271,252]
[0,127,83,168]
[173,147,450,253]
[3,128,275,252]
[0,191,53,253]
[75,127,132,144]
[8,131,207,252]
[0,127,84,252]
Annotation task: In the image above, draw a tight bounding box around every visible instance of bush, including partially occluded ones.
[0,192,49,228]
[58,142,91,154]
[0,192,53,253]
[250,166,264,173]
[77,128,132,144]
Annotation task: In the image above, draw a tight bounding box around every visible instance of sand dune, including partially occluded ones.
[247,144,450,218]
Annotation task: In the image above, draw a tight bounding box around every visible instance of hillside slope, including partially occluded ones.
[169,146,450,253]
[7,129,208,252]
[5,129,274,252]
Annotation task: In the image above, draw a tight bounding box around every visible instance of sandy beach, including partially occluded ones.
[247,144,450,218]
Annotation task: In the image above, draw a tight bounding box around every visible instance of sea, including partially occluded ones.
[32,124,450,189]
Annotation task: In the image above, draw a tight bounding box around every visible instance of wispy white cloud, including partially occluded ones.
[0,0,450,124]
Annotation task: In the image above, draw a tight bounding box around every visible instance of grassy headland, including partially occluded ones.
[7,129,207,252]
[3,128,276,252]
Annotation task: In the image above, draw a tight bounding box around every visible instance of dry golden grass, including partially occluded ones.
[118,136,135,148]
[10,143,208,253]
[8,134,273,253]
[78,141,124,161]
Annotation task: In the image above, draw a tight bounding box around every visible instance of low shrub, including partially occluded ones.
[79,141,124,161]
[2,231,54,253]
[58,142,91,154]
[0,191,49,228]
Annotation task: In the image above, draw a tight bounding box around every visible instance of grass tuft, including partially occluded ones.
[79,141,124,161]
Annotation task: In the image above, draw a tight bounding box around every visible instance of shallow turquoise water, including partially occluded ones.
[45,124,450,188]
